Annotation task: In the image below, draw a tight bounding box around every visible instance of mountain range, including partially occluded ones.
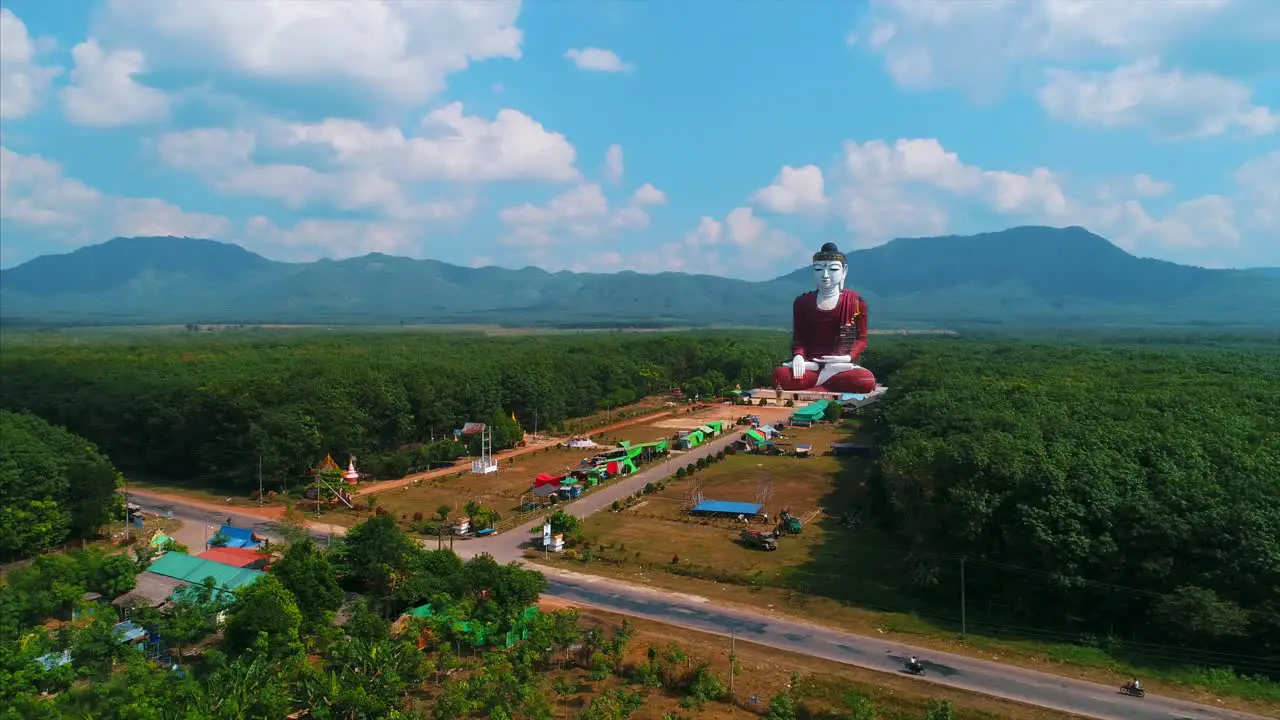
[2,226,1278,328]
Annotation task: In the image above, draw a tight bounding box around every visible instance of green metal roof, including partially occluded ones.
[791,400,831,419]
[147,551,264,591]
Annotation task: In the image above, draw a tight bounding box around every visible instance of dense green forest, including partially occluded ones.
[868,339,1280,675]
[1,516,957,720]
[0,331,789,488]
[0,411,123,561]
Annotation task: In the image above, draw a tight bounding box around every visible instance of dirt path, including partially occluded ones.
[352,407,701,498]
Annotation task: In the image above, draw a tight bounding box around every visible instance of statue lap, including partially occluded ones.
[771,365,876,394]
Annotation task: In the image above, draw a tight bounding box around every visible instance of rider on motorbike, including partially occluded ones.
[907,656,921,671]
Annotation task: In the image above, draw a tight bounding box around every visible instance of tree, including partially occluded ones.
[223,575,303,654]
[1154,586,1251,645]
[547,510,584,545]
[163,579,228,658]
[273,538,343,628]
[823,402,843,422]
[0,411,122,559]
[762,695,798,720]
[336,513,421,595]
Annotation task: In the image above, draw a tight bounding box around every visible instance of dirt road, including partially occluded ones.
[351,407,697,498]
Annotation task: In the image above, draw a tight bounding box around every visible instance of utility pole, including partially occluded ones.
[960,557,968,641]
[122,474,131,542]
[257,454,264,506]
[730,628,736,706]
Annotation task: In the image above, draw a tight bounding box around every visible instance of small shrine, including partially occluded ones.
[313,454,340,475]
[344,457,360,485]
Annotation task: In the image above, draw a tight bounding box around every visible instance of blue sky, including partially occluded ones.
[1,0,1276,279]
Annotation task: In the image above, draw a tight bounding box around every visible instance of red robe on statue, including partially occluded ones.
[772,289,877,394]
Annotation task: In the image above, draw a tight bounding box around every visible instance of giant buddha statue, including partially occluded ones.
[772,242,877,395]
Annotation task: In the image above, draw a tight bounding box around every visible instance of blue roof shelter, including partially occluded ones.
[691,500,764,516]
[209,525,264,549]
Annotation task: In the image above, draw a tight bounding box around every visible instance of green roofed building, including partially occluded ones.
[147,551,264,599]
[790,400,830,426]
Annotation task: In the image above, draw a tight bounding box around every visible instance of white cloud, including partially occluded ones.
[858,0,1232,96]
[631,183,666,205]
[0,146,230,249]
[95,0,524,105]
[564,47,633,72]
[1133,174,1173,198]
[607,207,805,280]
[831,138,1069,243]
[241,216,419,261]
[498,183,661,250]
[1039,57,1278,138]
[277,103,579,183]
[751,165,828,214]
[604,144,625,184]
[1234,150,1280,233]
[60,40,170,126]
[157,103,574,221]
[0,9,61,120]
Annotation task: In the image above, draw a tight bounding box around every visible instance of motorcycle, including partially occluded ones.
[904,661,925,676]
[1120,683,1146,698]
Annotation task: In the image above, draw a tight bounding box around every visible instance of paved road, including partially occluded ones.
[534,567,1264,720]
[129,450,1270,720]
[462,429,747,562]
[128,493,343,549]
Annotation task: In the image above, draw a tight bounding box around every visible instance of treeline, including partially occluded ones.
[0,331,792,490]
[870,341,1280,671]
[0,410,122,560]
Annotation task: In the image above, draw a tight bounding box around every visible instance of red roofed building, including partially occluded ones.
[196,547,273,570]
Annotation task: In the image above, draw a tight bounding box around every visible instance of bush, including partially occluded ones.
[758,398,767,406]
[695,457,707,469]
[785,399,795,407]
[643,482,655,494]
[715,450,726,461]
[611,500,621,512]
[685,464,696,475]
[676,467,687,478]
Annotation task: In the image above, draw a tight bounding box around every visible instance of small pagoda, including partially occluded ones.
[313,454,340,475]
[343,457,360,485]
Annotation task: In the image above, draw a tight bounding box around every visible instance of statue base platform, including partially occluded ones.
[747,385,889,406]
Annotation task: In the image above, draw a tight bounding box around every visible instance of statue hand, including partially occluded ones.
[790,354,806,380]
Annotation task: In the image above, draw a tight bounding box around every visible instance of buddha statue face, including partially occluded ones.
[812,259,846,294]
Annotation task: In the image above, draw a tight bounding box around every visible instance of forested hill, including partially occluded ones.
[2,226,1278,327]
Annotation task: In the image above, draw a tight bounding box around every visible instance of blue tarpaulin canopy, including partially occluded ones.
[691,500,764,516]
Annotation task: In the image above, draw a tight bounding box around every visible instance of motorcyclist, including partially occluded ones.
[907,656,920,671]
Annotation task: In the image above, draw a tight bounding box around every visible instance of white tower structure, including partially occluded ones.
[471,425,498,475]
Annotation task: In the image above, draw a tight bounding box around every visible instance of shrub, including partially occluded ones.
[676,467,687,478]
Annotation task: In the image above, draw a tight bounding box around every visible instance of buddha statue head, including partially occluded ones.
[812,242,847,294]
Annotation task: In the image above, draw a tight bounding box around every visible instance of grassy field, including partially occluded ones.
[551,599,1087,720]
[545,418,1280,715]
[574,421,861,577]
